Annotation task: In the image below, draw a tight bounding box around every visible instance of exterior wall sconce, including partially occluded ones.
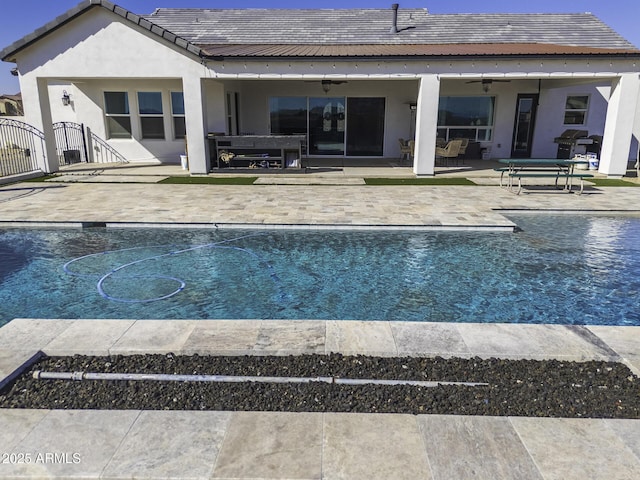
[62,90,71,106]
[321,80,331,93]
[482,81,491,93]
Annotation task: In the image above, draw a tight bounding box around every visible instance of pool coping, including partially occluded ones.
[0,220,518,231]
[2,209,639,233]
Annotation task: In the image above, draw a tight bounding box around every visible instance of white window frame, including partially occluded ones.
[137,91,165,140]
[437,95,496,142]
[170,91,186,140]
[103,91,132,139]
[563,95,590,126]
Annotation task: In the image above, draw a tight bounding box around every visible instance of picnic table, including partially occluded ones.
[496,158,592,194]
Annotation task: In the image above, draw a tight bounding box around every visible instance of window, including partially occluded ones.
[138,92,165,139]
[437,96,495,141]
[269,97,307,135]
[171,92,186,139]
[563,95,589,125]
[104,92,131,139]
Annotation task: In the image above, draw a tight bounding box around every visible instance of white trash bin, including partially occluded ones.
[180,155,188,170]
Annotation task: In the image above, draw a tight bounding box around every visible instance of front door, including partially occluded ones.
[511,94,538,158]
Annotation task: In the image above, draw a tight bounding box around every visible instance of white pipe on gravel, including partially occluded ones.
[32,370,489,388]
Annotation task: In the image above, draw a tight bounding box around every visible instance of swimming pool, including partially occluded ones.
[0,214,638,326]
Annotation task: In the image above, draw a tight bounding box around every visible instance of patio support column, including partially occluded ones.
[20,76,58,173]
[413,75,440,176]
[599,73,640,177]
[182,76,210,174]
[634,86,640,169]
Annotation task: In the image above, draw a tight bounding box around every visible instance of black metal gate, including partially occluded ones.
[53,121,89,166]
[0,118,44,177]
[53,122,127,167]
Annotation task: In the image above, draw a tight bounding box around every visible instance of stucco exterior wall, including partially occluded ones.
[38,80,188,163]
[532,82,611,159]
[14,8,207,164]
[15,9,203,81]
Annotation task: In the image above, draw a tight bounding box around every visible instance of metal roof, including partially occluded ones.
[199,43,640,59]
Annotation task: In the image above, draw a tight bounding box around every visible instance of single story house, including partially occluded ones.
[1,0,640,176]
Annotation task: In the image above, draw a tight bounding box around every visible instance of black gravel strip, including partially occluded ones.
[1,353,638,418]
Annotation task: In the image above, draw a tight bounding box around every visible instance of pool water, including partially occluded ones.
[0,214,639,326]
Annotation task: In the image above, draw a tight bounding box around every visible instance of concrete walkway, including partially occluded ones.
[0,166,639,479]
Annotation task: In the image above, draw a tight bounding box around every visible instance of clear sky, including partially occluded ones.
[1,0,639,94]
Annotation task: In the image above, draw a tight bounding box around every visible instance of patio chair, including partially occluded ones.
[398,138,413,164]
[452,138,469,165]
[435,139,463,167]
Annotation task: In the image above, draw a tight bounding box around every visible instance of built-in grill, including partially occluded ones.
[554,129,593,159]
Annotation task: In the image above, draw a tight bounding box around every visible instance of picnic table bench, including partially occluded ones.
[509,171,593,194]
[498,158,592,194]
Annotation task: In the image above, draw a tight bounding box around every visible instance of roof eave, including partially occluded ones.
[198,42,640,61]
[1,0,203,63]
[204,52,640,62]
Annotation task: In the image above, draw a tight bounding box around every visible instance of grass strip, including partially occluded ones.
[585,178,639,187]
[364,177,476,186]
[158,176,257,185]
[21,174,59,182]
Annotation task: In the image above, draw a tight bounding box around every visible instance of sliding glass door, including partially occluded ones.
[270,96,385,156]
[346,97,385,156]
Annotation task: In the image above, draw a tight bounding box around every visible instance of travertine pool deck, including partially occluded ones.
[0,319,639,479]
[0,175,639,230]
[1,171,639,479]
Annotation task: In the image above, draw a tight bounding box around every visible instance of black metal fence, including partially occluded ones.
[0,118,44,177]
[86,126,128,165]
[0,120,127,177]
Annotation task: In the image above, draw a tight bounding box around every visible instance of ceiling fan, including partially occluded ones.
[305,79,348,93]
[466,78,510,92]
